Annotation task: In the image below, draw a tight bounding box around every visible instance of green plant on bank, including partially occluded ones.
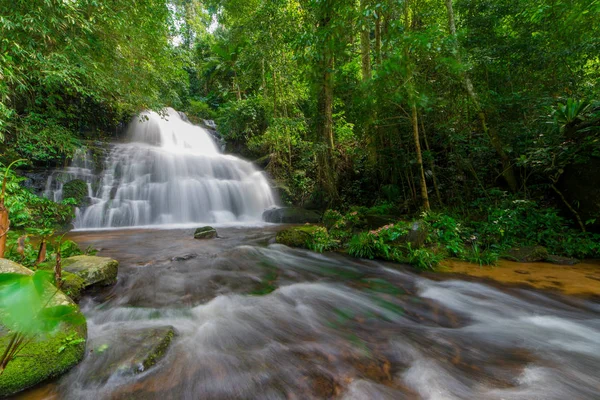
[348,232,390,260]
[0,164,75,231]
[464,244,499,266]
[4,232,85,269]
[306,227,338,253]
[406,244,443,271]
[422,212,466,258]
[0,270,85,375]
[314,197,600,270]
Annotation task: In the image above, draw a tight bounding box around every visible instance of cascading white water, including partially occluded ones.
[46,108,276,229]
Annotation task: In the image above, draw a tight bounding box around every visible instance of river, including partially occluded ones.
[20,225,600,399]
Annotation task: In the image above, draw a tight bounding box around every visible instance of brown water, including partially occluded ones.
[20,227,600,399]
[441,259,600,297]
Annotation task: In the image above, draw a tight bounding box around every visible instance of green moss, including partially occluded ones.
[60,272,86,302]
[140,327,175,371]
[62,256,119,286]
[193,226,217,239]
[275,225,321,249]
[0,324,86,397]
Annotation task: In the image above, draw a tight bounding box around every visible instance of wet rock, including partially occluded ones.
[62,179,89,207]
[504,246,549,262]
[194,226,217,239]
[62,255,119,287]
[262,207,321,224]
[275,225,320,249]
[546,254,580,265]
[87,326,176,381]
[306,372,338,398]
[60,271,87,302]
[171,253,198,262]
[0,259,86,397]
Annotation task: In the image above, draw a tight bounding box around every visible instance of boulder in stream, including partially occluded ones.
[504,246,549,262]
[262,207,321,224]
[0,259,87,397]
[194,226,218,239]
[62,255,119,287]
[276,225,321,249]
[87,326,176,382]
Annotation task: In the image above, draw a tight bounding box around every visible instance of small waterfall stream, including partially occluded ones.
[45,108,276,229]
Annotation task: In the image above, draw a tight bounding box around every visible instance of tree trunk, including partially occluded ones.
[316,5,337,201]
[374,13,382,66]
[445,0,518,192]
[55,246,62,289]
[360,0,371,81]
[421,118,443,205]
[0,203,8,259]
[272,69,278,117]
[35,240,47,265]
[411,103,430,211]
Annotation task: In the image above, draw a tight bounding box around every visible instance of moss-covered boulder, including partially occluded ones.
[276,225,320,249]
[62,255,119,287]
[86,326,176,382]
[194,226,217,239]
[504,246,549,262]
[262,207,321,224]
[0,259,87,397]
[60,271,87,302]
[62,179,89,207]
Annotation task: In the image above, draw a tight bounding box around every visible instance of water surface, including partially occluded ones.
[22,226,600,399]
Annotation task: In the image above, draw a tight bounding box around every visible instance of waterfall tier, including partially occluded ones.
[46,108,276,229]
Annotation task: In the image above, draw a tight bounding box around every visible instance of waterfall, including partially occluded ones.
[45,108,277,229]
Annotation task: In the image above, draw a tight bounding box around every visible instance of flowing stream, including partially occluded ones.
[45,108,276,229]
[23,227,600,400]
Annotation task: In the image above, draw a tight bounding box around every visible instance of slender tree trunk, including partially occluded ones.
[316,6,337,201]
[404,0,430,211]
[445,0,518,192]
[374,13,382,66]
[0,203,8,259]
[272,69,278,117]
[411,103,430,211]
[421,118,443,205]
[55,245,62,289]
[360,0,371,81]
[35,239,47,265]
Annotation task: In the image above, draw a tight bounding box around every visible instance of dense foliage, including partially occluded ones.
[0,0,185,165]
[0,0,599,263]
[177,0,600,219]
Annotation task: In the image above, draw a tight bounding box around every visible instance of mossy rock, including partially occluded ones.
[194,226,217,239]
[62,179,89,207]
[0,259,87,397]
[62,255,119,287]
[32,264,86,303]
[262,207,321,224]
[60,271,87,302]
[276,225,320,249]
[504,246,549,263]
[87,326,176,382]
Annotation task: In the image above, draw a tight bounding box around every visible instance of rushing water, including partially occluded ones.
[45,109,276,229]
[23,227,600,400]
